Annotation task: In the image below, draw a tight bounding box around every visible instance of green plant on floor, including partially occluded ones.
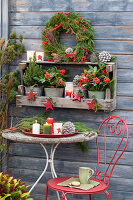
[0,172,33,200]
[23,54,42,86]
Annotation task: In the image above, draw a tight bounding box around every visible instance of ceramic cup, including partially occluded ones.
[79,167,94,184]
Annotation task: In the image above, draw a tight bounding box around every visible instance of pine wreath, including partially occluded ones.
[41,11,94,63]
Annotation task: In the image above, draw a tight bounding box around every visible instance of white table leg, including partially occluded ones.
[29,142,61,200]
[29,143,49,194]
[49,143,60,200]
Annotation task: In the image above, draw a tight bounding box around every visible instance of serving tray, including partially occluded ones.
[22,130,78,138]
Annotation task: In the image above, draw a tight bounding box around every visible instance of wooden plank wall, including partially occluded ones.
[6,0,133,199]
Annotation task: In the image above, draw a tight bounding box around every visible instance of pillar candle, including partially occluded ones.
[47,117,54,134]
[66,90,72,98]
[32,120,40,134]
[54,123,62,135]
[36,52,44,61]
[43,123,52,135]
[27,51,35,61]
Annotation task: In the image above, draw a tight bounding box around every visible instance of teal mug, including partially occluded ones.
[79,167,94,184]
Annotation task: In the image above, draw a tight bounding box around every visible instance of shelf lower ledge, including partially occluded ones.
[16,95,116,112]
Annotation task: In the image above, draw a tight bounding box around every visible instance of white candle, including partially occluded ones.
[54,123,62,135]
[36,52,44,61]
[65,82,73,98]
[32,120,40,134]
[27,51,35,61]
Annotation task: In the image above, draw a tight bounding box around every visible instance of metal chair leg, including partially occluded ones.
[89,194,92,200]
[104,190,110,200]
[45,184,48,200]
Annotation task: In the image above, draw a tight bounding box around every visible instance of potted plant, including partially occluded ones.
[76,62,114,99]
[0,172,33,200]
[35,67,68,97]
[73,75,88,98]
[23,55,43,96]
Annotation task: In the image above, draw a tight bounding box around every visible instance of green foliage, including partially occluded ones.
[14,112,49,132]
[35,67,68,88]
[4,31,25,64]
[23,56,42,86]
[41,11,94,63]
[0,172,33,200]
[74,122,99,133]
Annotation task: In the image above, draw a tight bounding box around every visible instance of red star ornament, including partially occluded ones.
[26,91,37,101]
[87,99,94,110]
[43,99,54,111]
[57,128,61,133]
[73,94,84,102]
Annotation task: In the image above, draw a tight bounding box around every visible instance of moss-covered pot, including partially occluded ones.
[44,88,64,97]
[88,91,105,99]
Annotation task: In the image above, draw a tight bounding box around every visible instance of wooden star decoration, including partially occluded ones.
[87,99,94,110]
[26,91,37,101]
[43,99,54,111]
[72,94,84,102]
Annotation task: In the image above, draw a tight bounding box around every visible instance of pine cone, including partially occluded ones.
[90,53,98,63]
[73,75,81,86]
[62,122,75,134]
[98,51,111,63]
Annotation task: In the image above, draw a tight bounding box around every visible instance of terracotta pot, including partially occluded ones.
[44,88,64,97]
[88,91,105,99]
[25,86,43,96]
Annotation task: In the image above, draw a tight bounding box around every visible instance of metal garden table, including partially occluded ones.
[2,131,97,199]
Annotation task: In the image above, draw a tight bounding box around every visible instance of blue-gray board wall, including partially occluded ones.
[5,0,133,199]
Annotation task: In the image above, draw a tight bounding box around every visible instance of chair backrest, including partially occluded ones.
[94,116,129,186]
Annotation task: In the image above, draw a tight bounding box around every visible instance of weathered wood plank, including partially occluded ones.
[9,0,71,12]
[9,12,133,26]
[8,142,133,164]
[8,0,133,12]
[16,95,115,111]
[9,25,133,40]
[17,39,133,54]
[8,156,133,181]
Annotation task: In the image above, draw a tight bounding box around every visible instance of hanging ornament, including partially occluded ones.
[43,99,54,111]
[87,99,94,110]
[72,94,84,102]
[26,90,37,101]
[65,47,73,54]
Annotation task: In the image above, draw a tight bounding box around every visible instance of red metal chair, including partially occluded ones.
[45,116,129,200]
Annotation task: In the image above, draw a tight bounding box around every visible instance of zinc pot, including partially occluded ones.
[44,88,64,97]
[88,91,105,99]
[73,86,88,98]
[25,86,43,96]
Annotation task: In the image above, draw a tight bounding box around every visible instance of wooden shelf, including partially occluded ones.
[17,61,117,112]
[16,95,116,112]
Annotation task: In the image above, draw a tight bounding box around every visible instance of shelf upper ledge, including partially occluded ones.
[20,60,116,65]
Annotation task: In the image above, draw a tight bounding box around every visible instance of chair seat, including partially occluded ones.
[47,177,108,194]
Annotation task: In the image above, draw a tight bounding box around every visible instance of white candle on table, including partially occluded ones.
[32,120,40,134]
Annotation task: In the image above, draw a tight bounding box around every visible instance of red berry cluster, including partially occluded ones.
[45,72,52,79]
[93,77,100,84]
[56,80,64,86]
[103,77,110,84]
[59,69,65,76]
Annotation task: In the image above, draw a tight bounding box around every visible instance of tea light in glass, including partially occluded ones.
[27,51,35,61]
[65,82,73,98]
[36,52,44,61]
[54,123,62,135]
